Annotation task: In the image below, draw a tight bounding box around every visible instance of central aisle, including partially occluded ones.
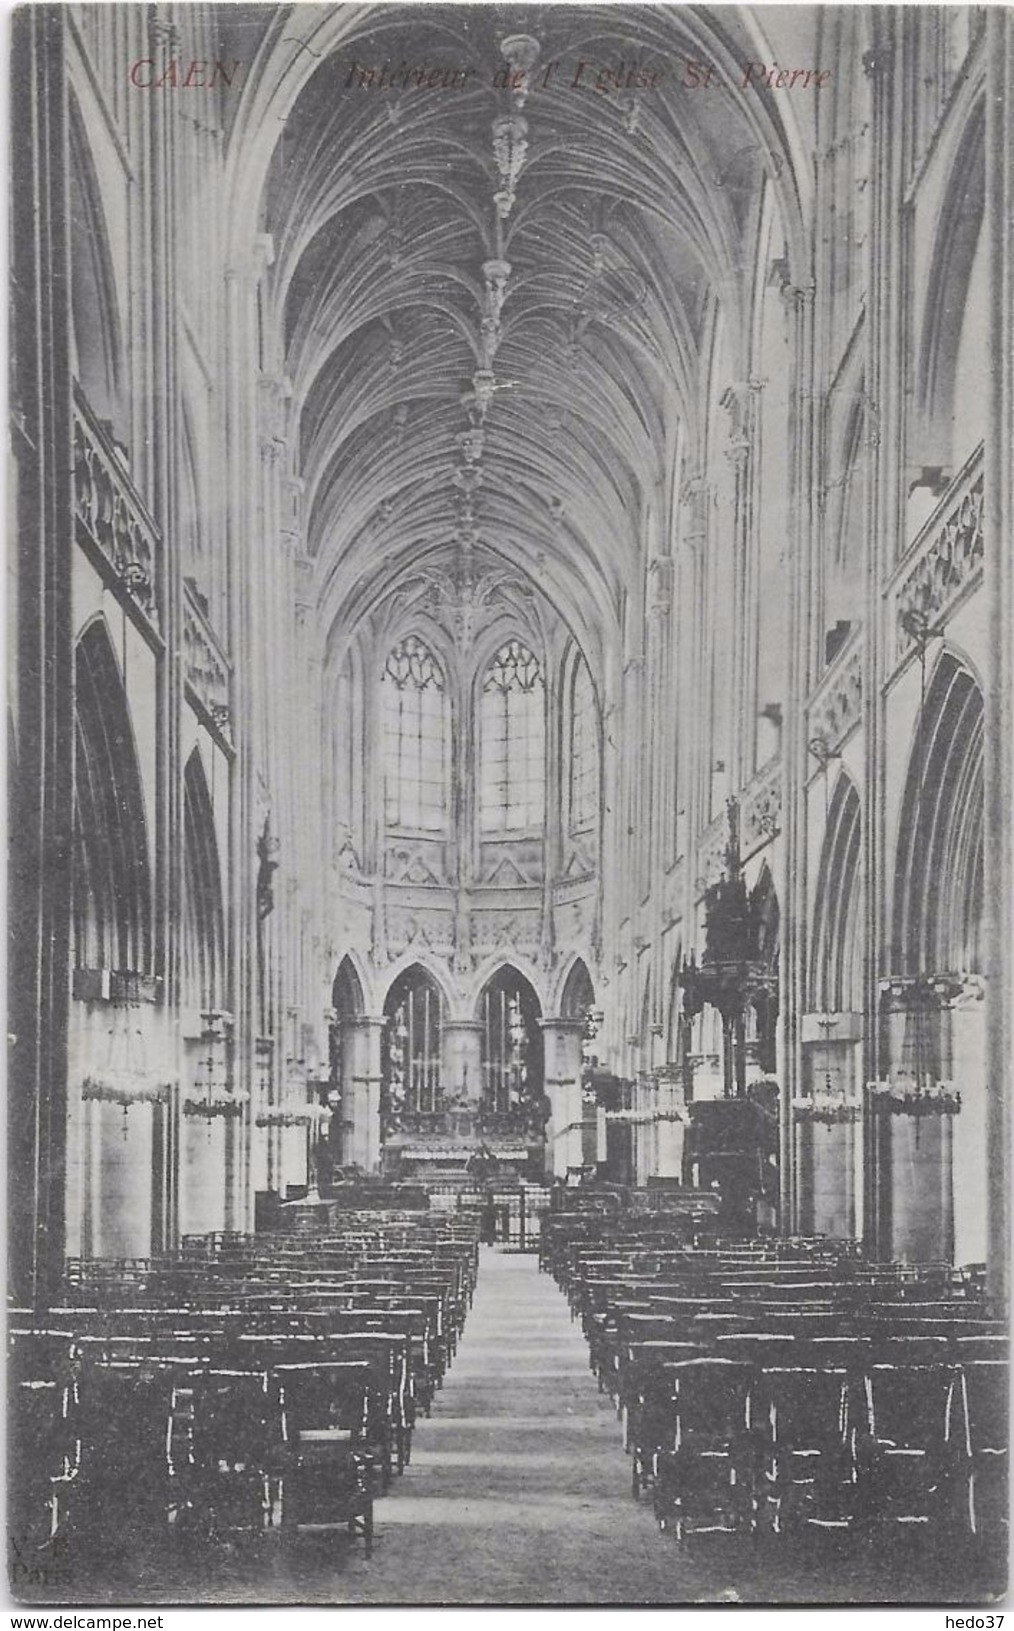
[328,1245,703,1604]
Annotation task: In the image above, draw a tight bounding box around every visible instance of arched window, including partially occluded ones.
[381,636,448,833]
[569,655,598,836]
[480,638,545,833]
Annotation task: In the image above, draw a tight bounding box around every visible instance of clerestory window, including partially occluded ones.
[381,635,448,832]
[480,638,545,833]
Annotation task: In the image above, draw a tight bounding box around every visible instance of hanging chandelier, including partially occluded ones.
[867,975,962,1120]
[81,1003,174,1137]
[255,1105,330,1131]
[183,1009,245,1119]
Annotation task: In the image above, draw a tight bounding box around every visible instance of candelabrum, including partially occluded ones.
[82,1005,176,1136]
[868,973,963,1139]
[185,1010,242,1122]
[255,1105,330,1131]
[792,1095,862,1126]
[867,1078,961,1117]
[183,1094,247,1120]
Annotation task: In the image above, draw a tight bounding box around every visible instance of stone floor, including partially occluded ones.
[44,1248,1008,1606]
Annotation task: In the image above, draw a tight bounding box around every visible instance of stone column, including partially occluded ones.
[224,232,274,1230]
[947,977,987,1269]
[720,382,761,792]
[148,13,182,1020]
[782,282,816,1238]
[442,1020,484,1103]
[96,1105,155,1257]
[984,7,1013,1307]
[541,1019,586,1177]
[341,1015,385,1173]
[862,19,905,1256]
[654,1067,686,1179]
[9,8,74,1304]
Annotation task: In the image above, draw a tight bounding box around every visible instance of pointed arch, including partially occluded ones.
[810,771,863,1010]
[67,93,124,440]
[559,957,596,1021]
[893,651,984,974]
[476,964,544,1119]
[915,105,986,471]
[382,962,445,1119]
[182,749,225,1010]
[379,952,454,1017]
[72,619,151,973]
[332,953,366,1022]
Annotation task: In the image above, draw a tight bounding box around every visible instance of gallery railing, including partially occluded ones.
[887,441,984,676]
[73,385,161,636]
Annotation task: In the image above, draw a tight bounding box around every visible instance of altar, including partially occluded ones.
[379,1106,543,1182]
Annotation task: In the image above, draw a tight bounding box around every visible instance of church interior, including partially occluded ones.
[8,1,1013,1607]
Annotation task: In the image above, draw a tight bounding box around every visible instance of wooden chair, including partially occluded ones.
[70,1361,178,1562]
[955,1360,1008,1545]
[189,1368,283,1541]
[653,1358,755,1540]
[856,1362,962,1533]
[753,1365,854,1536]
[276,1364,375,1555]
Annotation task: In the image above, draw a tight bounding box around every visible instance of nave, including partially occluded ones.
[9,4,1014,1607]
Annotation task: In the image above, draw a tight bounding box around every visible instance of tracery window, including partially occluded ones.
[480,638,545,833]
[569,655,598,836]
[381,635,448,832]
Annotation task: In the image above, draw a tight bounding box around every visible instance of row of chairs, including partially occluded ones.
[543,1211,1008,1551]
[11,1360,377,1559]
[644,1354,1006,1541]
[10,1214,481,1566]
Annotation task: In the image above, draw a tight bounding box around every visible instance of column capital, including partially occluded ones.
[539,1017,586,1036]
[340,1013,387,1033]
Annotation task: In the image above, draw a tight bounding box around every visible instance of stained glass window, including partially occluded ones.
[382,636,448,832]
[480,639,545,833]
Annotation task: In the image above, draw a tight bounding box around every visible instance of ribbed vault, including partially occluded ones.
[243,3,815,674]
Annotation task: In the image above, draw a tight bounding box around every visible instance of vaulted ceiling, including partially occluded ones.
[250,4,817,673]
